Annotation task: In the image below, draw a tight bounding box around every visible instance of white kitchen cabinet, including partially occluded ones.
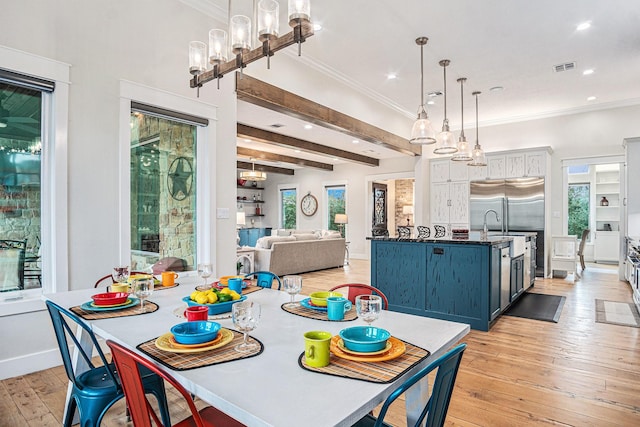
[505,154,525,178]
[468,164,488,181]
[430,159,468,183]
[525,152,546,176]
[595,231,620,263]
[430,182,450,224]
[504,151,546,178]
[487,156,506,179]
[449,181,469,224]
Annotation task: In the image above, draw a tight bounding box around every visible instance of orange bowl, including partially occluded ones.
[91,292,129,306]
[218,275,244,285]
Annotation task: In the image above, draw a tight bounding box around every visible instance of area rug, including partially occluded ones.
[503,292,565,322]
[595,299,640,328]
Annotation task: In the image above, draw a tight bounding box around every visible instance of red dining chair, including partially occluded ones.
[94,271,150,288]
[329,283,389,310]
[106,339,246,427]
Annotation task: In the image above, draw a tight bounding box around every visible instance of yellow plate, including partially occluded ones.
[155,328,234,353]
[168,332,224,349]
[330,335,406,362]
[337,338,393,356]
[90,299,132,308]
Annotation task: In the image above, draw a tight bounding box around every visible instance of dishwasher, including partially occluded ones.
[501,247,511,309]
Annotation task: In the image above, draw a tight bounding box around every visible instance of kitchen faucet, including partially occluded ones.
[483,209,500,234]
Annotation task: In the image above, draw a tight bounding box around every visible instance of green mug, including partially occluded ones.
[303,331,332,367]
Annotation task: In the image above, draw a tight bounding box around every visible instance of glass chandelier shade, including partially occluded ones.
[258,0,280,40]
[451,77,473,161]
[288,0,311,25]
[188,41,207,75]
[208,29,228,64]
[468,91,487,167]
[230,14,252,54]
[433,59,458,154]
[410,37,437,145]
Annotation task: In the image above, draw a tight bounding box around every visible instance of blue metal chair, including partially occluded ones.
[244,271,282,290]
[352,343,467,427]
[45,300,171,427]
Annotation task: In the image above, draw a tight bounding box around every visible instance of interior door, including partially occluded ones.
[372,182,387,233]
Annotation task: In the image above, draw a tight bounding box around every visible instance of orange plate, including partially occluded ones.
[169,332,224,349]
[330,335,406,362]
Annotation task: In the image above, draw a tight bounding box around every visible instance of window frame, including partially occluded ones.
[323,180,347,232]
[278,184,298,229]
[119,81,217,278]
[0,46,70,316]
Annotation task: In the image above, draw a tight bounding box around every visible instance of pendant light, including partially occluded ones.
[240,159,267,181]
[451,77,473,161]
[409,37,437,145]
[468,91,487,167]
[433,59,457,154]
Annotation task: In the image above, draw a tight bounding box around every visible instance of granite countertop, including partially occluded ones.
[367,235,513,245]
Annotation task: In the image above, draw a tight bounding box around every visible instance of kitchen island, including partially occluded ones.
[369,234,532,331]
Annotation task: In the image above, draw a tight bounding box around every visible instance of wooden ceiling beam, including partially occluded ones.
[236,73,421,156]
[237,147,333,171]
[237,161,294,176]
[237,123,379,167]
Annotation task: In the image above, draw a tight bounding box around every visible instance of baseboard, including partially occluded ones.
[0,348,62,380]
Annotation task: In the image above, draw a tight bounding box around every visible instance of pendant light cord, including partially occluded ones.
[420,44,425,109]
[443,65,447,121]
[459,79,465,139]
[475,93,479,146]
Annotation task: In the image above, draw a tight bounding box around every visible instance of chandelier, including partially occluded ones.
[189,0,313,91]
[240,160,267,181]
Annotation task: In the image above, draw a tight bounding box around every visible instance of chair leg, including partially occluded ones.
[63,397,77,427]
[580,255,586,271]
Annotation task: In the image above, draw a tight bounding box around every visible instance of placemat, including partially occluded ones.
[137,329,263,371]
[154,282,180,291]
[298,339,430,384]
[70,301,159,320]
[281,302,358,321]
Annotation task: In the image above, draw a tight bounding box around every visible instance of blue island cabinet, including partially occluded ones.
[371,239,502,331]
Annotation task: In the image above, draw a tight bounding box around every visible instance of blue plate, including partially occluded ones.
[80,297,140,312]
[182,295,247,315]
[300,297,327,312]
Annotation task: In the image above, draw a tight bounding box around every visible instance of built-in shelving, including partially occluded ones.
[594,164,620,263]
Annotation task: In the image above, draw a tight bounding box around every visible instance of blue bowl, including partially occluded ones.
[339,326,391,353]
[182,295,247,315]
[170,321,221,345]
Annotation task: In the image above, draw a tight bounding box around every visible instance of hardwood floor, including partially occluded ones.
[2,260,639,426]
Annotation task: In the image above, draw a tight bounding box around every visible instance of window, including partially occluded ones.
[568,183,590,238]
[325,184,346,232]
[280,187,297,229]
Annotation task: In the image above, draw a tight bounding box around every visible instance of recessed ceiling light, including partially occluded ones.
[386,73,397,80]
[244,138,251,142]
[313,23,322,31]
[490,86,504,92]
[587,96,597,101]
[294,149,301,153]
[427,100,435,105]
[352,139,359,144]
[583,69,594,76]
[304,124,313,130]
[576,21,591,31]
[332,157,338,161]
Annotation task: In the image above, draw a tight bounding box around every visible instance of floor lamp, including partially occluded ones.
[335,213,348,238]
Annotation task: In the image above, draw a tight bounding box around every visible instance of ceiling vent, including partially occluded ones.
[554,62,576,73]
[270,123,285,128]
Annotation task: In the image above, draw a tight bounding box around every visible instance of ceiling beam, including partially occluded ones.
[236,74,421,156]
[237,123,380,167]
[237,161,294,176]
[237,146,333,171]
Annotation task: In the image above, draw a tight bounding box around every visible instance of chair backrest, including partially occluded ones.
[577,229,590,256]
[551,235,578,260]
[417,226,431,239]
[0,239,26,292]
[94,271,150,287]
[374,343,466,427]
[244,271,282,290]
[433,225,447,238]
[397,226,412,239]
[329,283,389,310]
[106,339,205,427]
[45,300,119,388]
[371,228,389,238]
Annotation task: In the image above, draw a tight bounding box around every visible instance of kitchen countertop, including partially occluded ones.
[367,234,513,245]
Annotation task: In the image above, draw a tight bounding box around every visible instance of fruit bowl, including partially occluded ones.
[309,291,343,307]
[171,321,221,345]
[339,326,391,353]
[91,292,129,306]
[182,295,247,315]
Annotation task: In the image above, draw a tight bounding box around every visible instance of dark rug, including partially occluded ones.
[504,292,566,322]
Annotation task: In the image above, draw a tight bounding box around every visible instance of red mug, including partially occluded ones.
[184,305,209,321]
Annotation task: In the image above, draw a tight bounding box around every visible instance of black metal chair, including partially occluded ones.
[434,225,447,238]
[417,226,431,239]
[397,226,412,239]
[371,228,389,238]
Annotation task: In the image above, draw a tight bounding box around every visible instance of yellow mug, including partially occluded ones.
[161,271,179,287]
[110,283,130,293]
[303,331,332,368]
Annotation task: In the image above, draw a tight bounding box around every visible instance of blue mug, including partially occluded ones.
[228,278,243,294]
[327,297,352,321]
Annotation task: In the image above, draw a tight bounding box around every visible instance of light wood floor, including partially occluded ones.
[2,260,639,426]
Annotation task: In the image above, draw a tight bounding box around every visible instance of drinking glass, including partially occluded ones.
[232,301,261,353]
[197,263,213,288]
[283,275,302,304]
[112,266,130,284]
[133,277,154,313]
[355,295,382,325]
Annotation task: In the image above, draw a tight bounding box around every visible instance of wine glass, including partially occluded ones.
[355,295,382,325]
[283,275,302,304]
[232,301,261,353]
[112,266,130,285]
[133,277,154,313]
[197,263,213,288]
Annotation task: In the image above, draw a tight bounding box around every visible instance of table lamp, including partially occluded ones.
[402,205,414,226]
[335,213,348,237]
[237,211,246,247]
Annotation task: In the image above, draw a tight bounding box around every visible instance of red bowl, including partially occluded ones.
[91,292,129,306]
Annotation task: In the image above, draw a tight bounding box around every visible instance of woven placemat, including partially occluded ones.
[281,302,358,322]
[70,301,159,320]
[298,339,430,384]
[137,329,263,371]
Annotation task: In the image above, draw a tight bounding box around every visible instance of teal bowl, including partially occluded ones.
[339,326,391,353]
[171,321,221,344]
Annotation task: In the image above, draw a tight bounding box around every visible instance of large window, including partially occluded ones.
[325,184,346,232]
[568,183,590,238]
[280,187,297,229]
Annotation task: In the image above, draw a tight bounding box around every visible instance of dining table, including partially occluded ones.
[44,277,469,427]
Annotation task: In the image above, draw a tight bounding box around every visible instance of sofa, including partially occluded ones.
[253,230,345,276]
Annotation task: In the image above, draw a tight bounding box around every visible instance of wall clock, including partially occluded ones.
[167,157,193,201]
[301,192,318,216]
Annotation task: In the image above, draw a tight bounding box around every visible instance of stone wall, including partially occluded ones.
[394,179,414,227]
[0,184,40,254]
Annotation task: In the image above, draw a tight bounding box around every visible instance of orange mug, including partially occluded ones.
[184,305,209,321]
[161,271,179,287]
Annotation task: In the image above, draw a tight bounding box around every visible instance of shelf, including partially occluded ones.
[237,200,264,204]
[238,186,264,190]
[245,214,265,217]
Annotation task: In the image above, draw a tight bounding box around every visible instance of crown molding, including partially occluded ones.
[178,0,227,23]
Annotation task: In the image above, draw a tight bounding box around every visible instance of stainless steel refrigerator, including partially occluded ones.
[469,177,545,276]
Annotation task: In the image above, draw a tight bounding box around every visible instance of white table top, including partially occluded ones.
[44,280,469,427]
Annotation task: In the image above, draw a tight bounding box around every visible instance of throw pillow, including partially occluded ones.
[255,235,295,249]
[293,233,319,241]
